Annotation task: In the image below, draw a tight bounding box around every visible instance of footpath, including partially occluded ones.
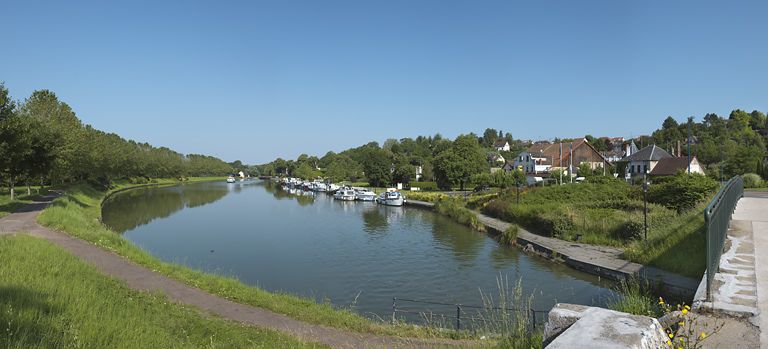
[0,194,468,349]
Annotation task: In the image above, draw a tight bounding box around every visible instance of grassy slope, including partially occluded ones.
[0,235,324,349]
[37,182,442,339]
[481,183,706,278]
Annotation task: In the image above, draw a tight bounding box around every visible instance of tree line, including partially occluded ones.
[0,84,234,199]
[258,111,768,189]
[651,110,768,179]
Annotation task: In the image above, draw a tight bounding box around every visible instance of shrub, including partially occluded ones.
[647,173,718,213]
[743,173,763,188]
[614,220,644,241]
[498,225,519,246]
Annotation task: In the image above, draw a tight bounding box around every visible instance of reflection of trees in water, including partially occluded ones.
[103,184,228,233]
[362,207,388,234]
[431,217,484,266]
[262,181,315,205]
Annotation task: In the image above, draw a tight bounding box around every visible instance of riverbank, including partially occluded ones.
[0,234,325,348]
[35,181,486,342]
[403,199,700,300]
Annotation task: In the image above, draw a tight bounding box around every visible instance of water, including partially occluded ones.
[102,180,616,321]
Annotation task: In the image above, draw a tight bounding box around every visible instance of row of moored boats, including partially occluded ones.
[278,178,405,206]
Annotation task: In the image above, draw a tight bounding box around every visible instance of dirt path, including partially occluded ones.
[0,194,470,349]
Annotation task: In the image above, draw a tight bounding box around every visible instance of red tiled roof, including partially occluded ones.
[649,157,698,176]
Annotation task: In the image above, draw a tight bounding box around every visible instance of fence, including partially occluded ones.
[391,297,548,333]
[704,176,743,301]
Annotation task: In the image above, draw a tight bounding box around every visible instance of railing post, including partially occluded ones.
[531,309,536,330]
[456,304,461,331]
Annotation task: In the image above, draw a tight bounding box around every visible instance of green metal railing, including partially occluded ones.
[704,176,743,301]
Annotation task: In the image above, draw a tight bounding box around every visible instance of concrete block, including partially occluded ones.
[545,304,668,349]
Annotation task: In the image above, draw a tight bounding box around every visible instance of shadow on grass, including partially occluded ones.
[0,286,62,347]
[644,214,706,279]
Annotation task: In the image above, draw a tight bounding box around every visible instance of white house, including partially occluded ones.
[492,140,511,152]
[621,144,672,176]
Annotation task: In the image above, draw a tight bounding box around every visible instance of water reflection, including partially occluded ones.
[362,207,388,234]
[431,217,485,267]
[103,184,228,233]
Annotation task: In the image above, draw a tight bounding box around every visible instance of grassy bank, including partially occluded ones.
[37,182,449,339]
[0,234,324,348]
[481,181,708,278]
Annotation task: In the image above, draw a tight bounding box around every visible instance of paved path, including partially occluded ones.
[406,200,699,298]
[0,194,467,349]
[734,193,768,349]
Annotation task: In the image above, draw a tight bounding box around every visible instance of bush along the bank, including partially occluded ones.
[498,225,519,246]
[408,181,439,191]
[647,173,718,213]
[434,197,485,231]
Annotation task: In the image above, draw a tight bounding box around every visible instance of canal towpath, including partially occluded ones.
[0,193,472,349]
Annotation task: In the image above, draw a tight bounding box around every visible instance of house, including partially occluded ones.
[510,139,609,175]
[620,144,672,176]
[601,140,638,163]
[649,156,705,176]
[492,140,511,152]
[488,153,506,164]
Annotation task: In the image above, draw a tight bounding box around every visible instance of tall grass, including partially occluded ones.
[0,235,325,348]
[37,183,447,339]
[434,197,485,231]
[606,278,662,318]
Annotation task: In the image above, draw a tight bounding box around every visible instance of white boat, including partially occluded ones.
[327,183,340,193]
[226,176,236,183]
[355,189,377,201]
[334,188,356,201]
[378,191,404,206]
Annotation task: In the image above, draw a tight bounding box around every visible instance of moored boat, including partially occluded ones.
[354,189,377,201]
[333,188,357,201]
[226,176,236,183]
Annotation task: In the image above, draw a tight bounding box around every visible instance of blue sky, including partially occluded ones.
[2,0,766,164]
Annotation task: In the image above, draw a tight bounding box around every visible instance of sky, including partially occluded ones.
[2,0,766,164]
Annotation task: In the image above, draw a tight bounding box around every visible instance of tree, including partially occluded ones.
[482,128,499,147]
[361,147,392,187]
[433,135,487,190]
[392,157,415,185]
[325,155,362,182]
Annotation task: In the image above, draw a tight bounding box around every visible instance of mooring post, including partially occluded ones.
[456,304,462,330]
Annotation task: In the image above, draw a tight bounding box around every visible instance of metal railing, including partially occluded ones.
[391,297,548,332]
[704,175,743,301]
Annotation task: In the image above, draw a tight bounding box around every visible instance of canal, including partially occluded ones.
[102,180,616,323]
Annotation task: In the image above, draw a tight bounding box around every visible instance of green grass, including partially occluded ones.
[606,278,663,318]
[434,197,485,231]
[0,234,325,348]
[403,191,449,202]
[37,182,453,339]
[481,182,708,278]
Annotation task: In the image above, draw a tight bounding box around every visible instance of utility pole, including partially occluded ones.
[687,116,693,174]
[569,142,573,184]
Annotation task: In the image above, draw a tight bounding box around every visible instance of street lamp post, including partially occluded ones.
[642,172,649,241]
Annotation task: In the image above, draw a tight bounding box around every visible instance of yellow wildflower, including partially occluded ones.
[682,308,688,315]
[678,321,685,326]
[666,340,672,346]
[659,297,665,305]
[668,333,674,338]
[700,332,707,339]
